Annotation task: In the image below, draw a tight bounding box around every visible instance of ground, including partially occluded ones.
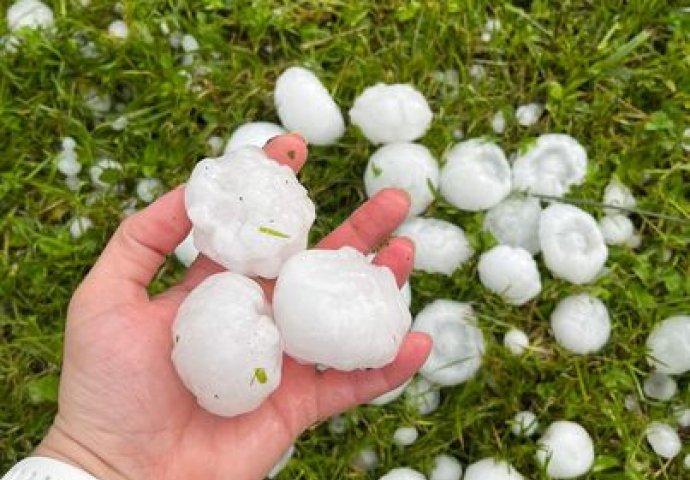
[0,0,689,478]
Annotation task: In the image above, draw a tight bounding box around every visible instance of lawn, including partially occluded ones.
[1,0,689,478]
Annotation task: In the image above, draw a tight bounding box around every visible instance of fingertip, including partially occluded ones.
[264,133,309,173]
[372,237,415,287]
[377,188,411,213]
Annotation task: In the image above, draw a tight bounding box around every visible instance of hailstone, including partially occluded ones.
[89,158,123,189]
[111,115,128,131]
[673,407,690,428]
[224,121,286,154]
[550,294,611,355]
[353,448,379,471]
[602,178,636,215]
[491,110,506,134]
[515,103,544,126]
[645,422,681,459]
[536,421,594,479]
[56,142,81,177]
[405,376,441,415]
[512,134,587,197]
[511,410,539,437]
[598,215,635,246]
[328,415,348,435]
[395,218,473,275]
[430,455,462,480]
[478,245,541,305]
[412,300,484,386]
[136,178,163,204]
[107,20,128,39]
[368,379,411,406]
[504,328,530,356]
[174,231,199,267]
[464,458,524,480]
[349,83,433,144]
[364,143,440,217]
[484,196,542,255]
[274,67,345,145]
[439,139,511,211]
[539,204,608,284]
[393,426,418,446]
[646,315,690,375]
[643,372,677,401]
[7,0,53,32]
[185,146,315,278]
[207,135,224,156]
[273,247,411,370]
[378,468,426,480]
[171,272,282,417]
[69,216,93,239]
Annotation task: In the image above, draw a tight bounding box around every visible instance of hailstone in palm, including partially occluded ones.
[364,143,439,217]
[185,146,316,278]
[550,294,610,355]
[478,245,541,305]
[484,196,542,255]
[379,468,426,480]
[7,0,53,32]
[273,247,411,370]
[464,458,524,480]
[430,455,462,480]
[646,315,690,375]
[171,272,282,417]
[224,122,286,154]
[645,422,681,459]
[536,421,594,479]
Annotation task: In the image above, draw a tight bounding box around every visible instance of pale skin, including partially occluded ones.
[35,134,433,480]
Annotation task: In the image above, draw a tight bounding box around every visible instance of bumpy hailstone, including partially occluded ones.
[550,294,610,355]
[174,231,198,267]
[504,328,529,355]
[491,110,506,134]
[7,0,54,32]
[56,139,80,176]
[430,455,462,480]
[69,216,93,239]
[88,158,122,189]
[172,272,281,417]
[393,426,418,446]
[464,458,524,480]
[484,196,542,255]
[478,245,541,305]
[598,215,634,246]
[395,218,473,275]
[274,67,345,146]
[353,448,379,471]
[646,422,681,459]
[512,134,588,197]
[364,142,439,217]
[185,146,315,278]
[515,103,544,127]
[181,33,199,52]
[268,444,294,479]
[539,204,608,284]
[379,468,426,480]
[646,315,690,374]
[136,178,163,204]
[369,379,411,406]
[224,122,286,154]
[439,139,511,211]
[536,421,594,479]
[412,300,485,386]
[349,83,433,144]
[405,376,441,415]
[273,247,411,370]
[643,372,677,401]
[512,411,539,437]
[107,20,128,39]
[603,178,636,215]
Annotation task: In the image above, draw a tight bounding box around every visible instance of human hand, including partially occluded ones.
[35,134,432,480]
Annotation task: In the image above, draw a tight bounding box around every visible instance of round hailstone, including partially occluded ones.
[368,379,411,406]
[181,33,199,52]
[136,178,163,204]
[395,218,473,276]
[185,146,315,279]
[172,272,281,417]
[364,142,439,217]
[484,196,542,255]
[464,458,524,480]
[379,468,426,480]
[274,66,345,146]
[624,395,640,412]
[69,216,93,239]
[550,294,610,355]
[430,455,462,480]
[645,422,681,459]
[536,421,594,479]
[598,215,635,246]
[439,139,511,211]
[511,411,539,437]
[477,245,541,305]
[273,247,411,370]
[267,444,294,479]
[64,175,80,191]
[349,83,432,144]
[7,0,54,32]
[504,328,529,355]
[491,111,506,134]
[89,158,123,189]
[224,122,286,154]
[56,148,81,177]
[352,448,379,471]
[643,372,677,401]
[673,407,690,428]
[512,134,588,197]
[603,178,636,215]
[515,103,544,127]
[646,315,690,375]
[84,89,112,115]
[328,415,347,435]
[107,20,128,39]
[539,204,608,284]
[405,376,440,415]
[111,115,128,131]
[393,426,418,446]
[174,231,199,267]
[412,300,485,386]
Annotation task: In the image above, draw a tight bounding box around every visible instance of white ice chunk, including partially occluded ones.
[484,196,542,255]
[89,158,123,189]
[69,216,93,239]
[515,103,544,127]
[478,245,541,305]
[491,110,506,134]
[136,178,162,204]
[393,426,418,446]
[673,407,690,428]
[645,422,681,459]
[512,410,539,437]
[481,18,501,42]
[602,179,636,215]
[646,315,690,375]
[7,0,53,32]
[84,88,112,115]
[468,64,486,81]
[643,372,677,401]
[174,231,199,267]
[550,294,610,355]
[598,214,635,246]
[536,421,594,479]
[353,448,379,471]
[464,458,524,480]
[107,20,128,39]
[56,149,81,177]
[224,121,286,154]
[379,468,425,480]
[430,455,462,480]
[64,175,80,191]
[405,376,440,415]
[504,328,529,356]
[111,115,128,131]
[181,33,199,52]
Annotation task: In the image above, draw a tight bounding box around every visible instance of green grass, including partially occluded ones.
[1,0,689,478]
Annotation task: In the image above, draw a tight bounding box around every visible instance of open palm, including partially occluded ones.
[35,135,432,480]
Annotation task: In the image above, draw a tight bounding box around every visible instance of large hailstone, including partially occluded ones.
[7,0,53,32]
[439,139,511,211]
[646,422,681,459]
[515,103,544,127]
[274,67,345,145]
[224,121,286,154]
[512,134,587,197]
[539,204,608,284]
[484,196,542,255]
[171,272,282,417]
[430,455,462,480]
[603,178,636,215]
[536,421,594,479]
[550,294,610,355]
[273,247,411,370]
[185,146,315,279]
[477,245,541,305]
[646,315,690,375]
[395,218,473,275]
[349,83,433,144]
[598,215,635,246]
[378,468,426,480]
[364,143,439,217]
[464,458,524,480]
[412,300,484,386]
